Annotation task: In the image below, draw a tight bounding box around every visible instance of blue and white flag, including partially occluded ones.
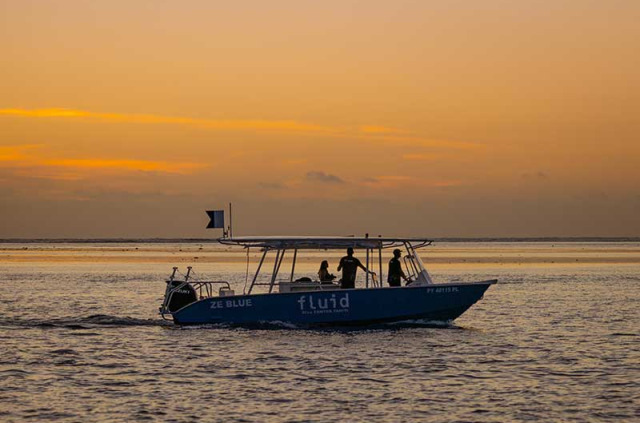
[206,210,225,229]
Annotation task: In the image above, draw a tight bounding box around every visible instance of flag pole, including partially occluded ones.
[229,202,233,239]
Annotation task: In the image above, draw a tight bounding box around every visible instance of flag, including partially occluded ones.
[206,210,224,229]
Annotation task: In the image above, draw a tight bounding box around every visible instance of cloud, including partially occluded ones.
[0,144,42,161]
[359,125,405,135]
[362,175,414,187]
[10,167,86,181]
[367,175,414,183]
[42,159,207,174]
[0,108,483,150]
[0,108,335,134]
[362,175,463,188]
[305,171,345,184]
[0,144,208,178]
[402,153,442,161]
[373,135,482,150]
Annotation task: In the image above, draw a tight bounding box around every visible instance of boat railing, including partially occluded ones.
[192,280,233,299]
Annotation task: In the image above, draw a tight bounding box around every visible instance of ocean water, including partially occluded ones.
[0,242,638,422]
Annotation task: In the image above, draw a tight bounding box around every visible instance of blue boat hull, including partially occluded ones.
[171,280,496,327]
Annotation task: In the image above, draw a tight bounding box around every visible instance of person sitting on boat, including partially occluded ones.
[318,260,337,284]
[337,247,375,289]
[387,248,408,287]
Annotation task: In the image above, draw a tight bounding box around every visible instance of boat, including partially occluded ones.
[160,235,496,327]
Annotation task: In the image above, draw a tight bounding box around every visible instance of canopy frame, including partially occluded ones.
[218,236,433,250]
[240,237,434,294]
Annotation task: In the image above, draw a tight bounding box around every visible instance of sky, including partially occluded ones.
[1,0,639,238]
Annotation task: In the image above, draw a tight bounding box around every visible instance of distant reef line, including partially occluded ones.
[1,237,639,244]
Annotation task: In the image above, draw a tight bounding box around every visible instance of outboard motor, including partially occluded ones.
[162,267,198,313]
[165,280,198,312]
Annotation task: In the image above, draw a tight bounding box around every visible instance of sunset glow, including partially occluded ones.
[1,1,639,238]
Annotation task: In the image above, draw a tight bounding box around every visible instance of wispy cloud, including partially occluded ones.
[0,144,42,161]
[0,108,482,150]
[431,180,463,188]
[1,108,358,135]
[362,175,414,187]
[359,125,405,135]
[380,136,481,150]
[43,159,207,174]
[362,175,463,188]
[402,153,442,161]
[305,171,345,184]
[0,144,208,177]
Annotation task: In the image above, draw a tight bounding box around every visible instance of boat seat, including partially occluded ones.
[278,280,339,293]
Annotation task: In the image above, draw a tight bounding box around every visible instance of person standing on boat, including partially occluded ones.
[387,249,408,287]
[337,247,374,289]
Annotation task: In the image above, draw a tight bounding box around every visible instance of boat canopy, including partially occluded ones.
[217,236,433,250]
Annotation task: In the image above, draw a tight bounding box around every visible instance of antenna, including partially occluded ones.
[228,202,233,239]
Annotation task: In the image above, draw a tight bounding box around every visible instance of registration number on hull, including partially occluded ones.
[425,287,459,293]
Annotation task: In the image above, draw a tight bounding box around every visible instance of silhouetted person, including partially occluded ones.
[337,247,374,289]
[387,249,408,287]
[318,260,336,283]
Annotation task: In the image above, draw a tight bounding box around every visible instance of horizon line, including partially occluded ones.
[1,237,639,244]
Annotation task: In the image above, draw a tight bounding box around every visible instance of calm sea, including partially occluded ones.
[0,241,638,422]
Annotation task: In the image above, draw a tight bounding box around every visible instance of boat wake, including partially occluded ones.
[177,319,459,331]
[1,315,460,331]
[384,318,459,329]
[178,320,302,330]
[0,314,171,329]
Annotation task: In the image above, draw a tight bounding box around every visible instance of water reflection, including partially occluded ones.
[0,242,638,422]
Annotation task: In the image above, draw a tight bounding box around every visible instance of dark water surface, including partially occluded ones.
[1,243,639,422]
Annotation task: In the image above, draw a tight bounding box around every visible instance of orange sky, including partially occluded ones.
[1,1,639,238]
